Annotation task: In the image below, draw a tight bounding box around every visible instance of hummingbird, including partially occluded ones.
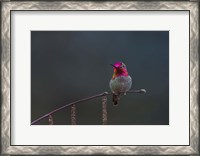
[109,62,132,106]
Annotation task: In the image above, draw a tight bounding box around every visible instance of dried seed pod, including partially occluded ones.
[102,96,107,125]
[48,115,53,125]
[71,104,76,125]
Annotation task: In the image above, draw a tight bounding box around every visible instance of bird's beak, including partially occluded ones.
[110,64,117,69]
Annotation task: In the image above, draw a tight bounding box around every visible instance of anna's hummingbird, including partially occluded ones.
[109,62,132,106]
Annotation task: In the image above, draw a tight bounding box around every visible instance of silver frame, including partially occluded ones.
[1,1,199,155]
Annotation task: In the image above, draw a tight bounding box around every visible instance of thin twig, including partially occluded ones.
[31,89,146,125]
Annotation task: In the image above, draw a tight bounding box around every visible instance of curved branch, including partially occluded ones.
[31,89,146,125]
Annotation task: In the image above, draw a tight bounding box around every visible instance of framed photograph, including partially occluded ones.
[1,1,199,155]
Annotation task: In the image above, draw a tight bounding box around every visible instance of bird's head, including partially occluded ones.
[110,62,129,79]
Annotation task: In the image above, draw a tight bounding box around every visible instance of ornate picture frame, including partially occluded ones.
[1,1,199,155]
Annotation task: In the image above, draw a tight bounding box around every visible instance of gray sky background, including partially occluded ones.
[31,31,169,125]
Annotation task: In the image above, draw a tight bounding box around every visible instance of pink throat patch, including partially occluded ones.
[112,68,129,79]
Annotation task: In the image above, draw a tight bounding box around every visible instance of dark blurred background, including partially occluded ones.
[31,31,169,125]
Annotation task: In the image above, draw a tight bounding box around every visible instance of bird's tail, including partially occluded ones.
[113,94,120,106]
